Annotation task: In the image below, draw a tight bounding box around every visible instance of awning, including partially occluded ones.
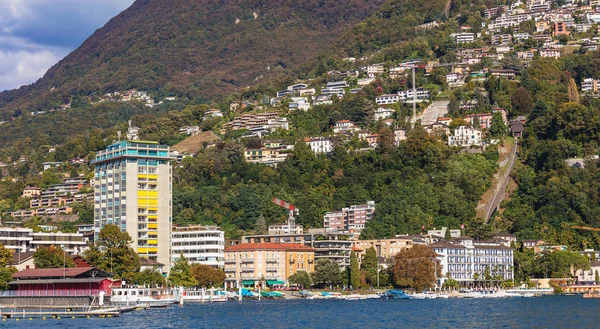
[266,280,285,285]
[241,280,255,285]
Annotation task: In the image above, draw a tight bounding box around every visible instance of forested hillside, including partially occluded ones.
[0,0,385,121]
[173,128,498,239]
[496,53,600,249]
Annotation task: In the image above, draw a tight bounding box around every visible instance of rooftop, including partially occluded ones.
[225,242,315,252]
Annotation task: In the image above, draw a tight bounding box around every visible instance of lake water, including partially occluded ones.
[3,296,600,328]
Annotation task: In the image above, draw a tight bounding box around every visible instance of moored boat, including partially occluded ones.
[111,287,176,307]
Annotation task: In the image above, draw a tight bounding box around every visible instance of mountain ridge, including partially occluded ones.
[0,0,386,119]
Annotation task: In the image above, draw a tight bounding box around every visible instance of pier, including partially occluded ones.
[0,306,142,319]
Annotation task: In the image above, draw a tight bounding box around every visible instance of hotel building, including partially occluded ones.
[92,141,174,273]
[224,242,315,288]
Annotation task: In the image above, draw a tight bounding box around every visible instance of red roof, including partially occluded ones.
[13,267,111,279]
[352,246,363,252]
[225,242,315,252]
[338,120,352,123]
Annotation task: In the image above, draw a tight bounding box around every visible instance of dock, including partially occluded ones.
[0,306,142,319]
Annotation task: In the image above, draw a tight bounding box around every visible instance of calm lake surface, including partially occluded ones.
[2,296,600,328]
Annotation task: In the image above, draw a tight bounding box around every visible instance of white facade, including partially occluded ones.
[451,33,475,44]
[171,225,225,268]
[306,137,333,154]
[0,227,86,254]
[374,107,394,120]
[288,97,311,111]
[448,126,483,147]
[432,238,514,285]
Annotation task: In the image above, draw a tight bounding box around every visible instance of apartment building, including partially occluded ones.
[451,33,476,44]
[244,148,288,166]
[242,231,353,269]
[353,236,414,264]
[224,242,315,288]
[432,237,514,286]
[0,227,86,254]
[323,201,375,233]
[582,78,600,93]
[448,126,483,147]
[92,141,174,273]
[171,225,225,268]
[375,89,430,105]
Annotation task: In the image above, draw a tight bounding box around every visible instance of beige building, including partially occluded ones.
[224,242,315,288]
[92,141,174,274]
[22,187,41,198]
[353,236,414,264]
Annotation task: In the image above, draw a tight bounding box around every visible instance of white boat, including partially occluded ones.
[344,294,361,300]
[180,288,228,303]
[506,287,553,295]
[412,291,439,299]
[111,287,176,307]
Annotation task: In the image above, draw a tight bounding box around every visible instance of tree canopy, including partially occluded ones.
[169,254,198,287]
[33,246,76,269]
[313,259,342,287]
[392,245,440,290]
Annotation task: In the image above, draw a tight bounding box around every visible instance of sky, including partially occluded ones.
[0,0,135,91]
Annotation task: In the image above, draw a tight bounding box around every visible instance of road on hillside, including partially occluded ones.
[418,100,449,125]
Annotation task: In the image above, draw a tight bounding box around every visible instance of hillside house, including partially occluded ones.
[448,126,483,147]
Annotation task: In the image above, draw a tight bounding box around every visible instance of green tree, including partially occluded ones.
[349,251,360,289]
[361,247,378,286]
[536,251,590,278]
[489,111,507,137]
[255,214,267,235]
[392,245,440,290]
[83,224,140,281]
[41,170,62,188]
[33,245,76,268]
[190,264,225,288]
[169,253,198,287]
[444,228,452,240]
[132,269,166,286]
[288,270,313,288]
[511,87,534,116]
[0,243,17,290]
[596,270,599,284]
[442,278,460,290]
[313,259,342,287]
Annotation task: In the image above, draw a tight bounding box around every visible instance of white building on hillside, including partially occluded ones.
[171,225,225,268]
[374,107,394,120]
[448,126,483,147]
[305,137,333,154]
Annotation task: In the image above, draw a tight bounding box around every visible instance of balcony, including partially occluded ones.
[241,268,254,272]
[224,268,236,273]
[241,259,255,263]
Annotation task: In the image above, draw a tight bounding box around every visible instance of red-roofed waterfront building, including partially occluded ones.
[224,243,315,289]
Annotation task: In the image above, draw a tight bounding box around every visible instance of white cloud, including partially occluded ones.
[0,0,134,91]
[0,48,65,91]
